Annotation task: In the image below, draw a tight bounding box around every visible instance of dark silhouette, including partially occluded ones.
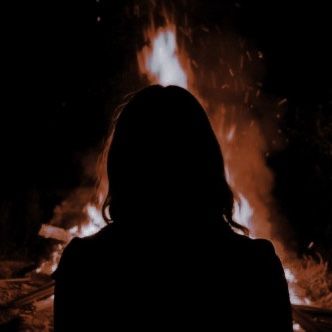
[53,85,293,331]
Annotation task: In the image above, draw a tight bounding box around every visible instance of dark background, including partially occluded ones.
[1,0,332,261]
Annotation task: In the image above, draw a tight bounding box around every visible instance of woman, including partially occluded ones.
[53,85,293,331]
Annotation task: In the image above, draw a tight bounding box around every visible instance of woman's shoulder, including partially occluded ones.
[228,232,280,266]
[52,225,114,280]
[250,237,277,256]
[231,232,276,253]
[60,229,103,259]
[231,234,286,279]
[52,237,86,280]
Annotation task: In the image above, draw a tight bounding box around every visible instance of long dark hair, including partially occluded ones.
[102,85,246,233]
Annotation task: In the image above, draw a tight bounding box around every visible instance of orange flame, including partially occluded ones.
[37,10,332,312]
[138,21,193,90]
[136,16,317,308]
[138,21,254,230]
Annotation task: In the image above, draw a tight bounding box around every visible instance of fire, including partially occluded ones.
[82,203,106,237]
[137,21,253,230]
[138,26,187,88]
[138,19,193,91]
[226,124,236,142]
[36,9,332,317]
[233,193,253,229]
[37,203,106,275]
[136,15,326,311]
[36,244,63,275]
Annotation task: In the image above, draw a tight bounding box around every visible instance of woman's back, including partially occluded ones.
[53,85,293,331]
[54,212,293,331]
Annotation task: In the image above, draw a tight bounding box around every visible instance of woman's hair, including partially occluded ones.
[102,85,246,233]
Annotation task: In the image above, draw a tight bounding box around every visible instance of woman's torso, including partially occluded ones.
[54,218,293,331]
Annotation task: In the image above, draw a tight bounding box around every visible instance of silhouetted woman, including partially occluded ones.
[53,85,293,331]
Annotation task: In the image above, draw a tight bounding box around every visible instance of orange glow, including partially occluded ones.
[137,20,255,231]
[138,20,193,91]
[36,10,331,312]
[136,15,320,307]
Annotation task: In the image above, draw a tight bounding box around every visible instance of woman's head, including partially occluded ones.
[104,85,242,231]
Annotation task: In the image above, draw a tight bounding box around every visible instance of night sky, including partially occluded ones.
[1,0,332,260]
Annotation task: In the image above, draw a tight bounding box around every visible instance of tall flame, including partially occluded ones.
[37,9,331,314]
[233,193,253,229]
[136,16,317,309]
[138,27,187,88]
[138,23,253,229]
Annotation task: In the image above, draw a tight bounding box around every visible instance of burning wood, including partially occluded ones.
[4,281,55,308]
[0,277,30,285]
[38,224,73,243]
[292,305,332,332]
